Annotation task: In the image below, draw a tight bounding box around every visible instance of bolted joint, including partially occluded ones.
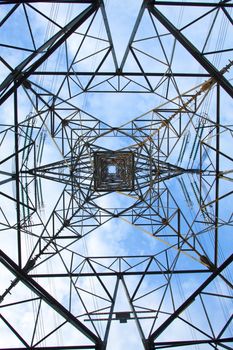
[23,257,37,272]
[63,219,71,227]
[96,340,106,350]
[145,339,154,350]
[144,0,155,9]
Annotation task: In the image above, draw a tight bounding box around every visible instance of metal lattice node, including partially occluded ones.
[0,1,233,350]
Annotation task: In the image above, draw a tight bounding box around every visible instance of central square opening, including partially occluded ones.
[107,164,117,174]
[94,151,134,192]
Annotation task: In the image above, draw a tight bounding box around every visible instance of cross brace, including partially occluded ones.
[146,253,233,348]
[0,249,103,349]
[147,2,233,98]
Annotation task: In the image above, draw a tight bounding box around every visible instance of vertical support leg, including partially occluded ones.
[14,85,21,268]
[215,84,220,266]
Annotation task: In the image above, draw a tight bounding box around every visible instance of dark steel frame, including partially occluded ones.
[0,0,232,349]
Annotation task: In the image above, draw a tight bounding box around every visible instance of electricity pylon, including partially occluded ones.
[0,1,233,349]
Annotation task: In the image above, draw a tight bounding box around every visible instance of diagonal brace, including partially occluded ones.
[147,1,233,98]
[147,253,233,347]
[0,2,99,105]
[0,249,103,349]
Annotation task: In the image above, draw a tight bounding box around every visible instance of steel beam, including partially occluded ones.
[14,87,21,268]
[29,269,209,278]
[3,0,232,5]
[151,337,233,348]
[147,2,233,98]
[31,71,210,77]
[0,314,29,348]
[120,1,147,70]
[0,2,99,105]
[151,1,233,7]
[147,253,233,346]
[0,347,96,350]
[0,1,95,3]
[214,84,220,266]
[0,249,103,349]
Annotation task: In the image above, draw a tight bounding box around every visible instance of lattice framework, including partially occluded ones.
[0,1,233,349]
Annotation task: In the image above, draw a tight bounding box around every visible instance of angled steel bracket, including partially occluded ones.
[0,249,103,349]
[147,253,233,347]
[0,2,99,105]
[147,1,233,98]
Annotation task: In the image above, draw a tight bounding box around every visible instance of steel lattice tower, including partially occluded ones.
[0,1,233,349]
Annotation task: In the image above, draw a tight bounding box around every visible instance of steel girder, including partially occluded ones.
[0,249,103,349]
[147,0,233,98]
[0,1,233,350]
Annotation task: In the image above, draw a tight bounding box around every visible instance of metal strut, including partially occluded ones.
[0,249,103,349]
[147,253,233,348]
[147,0,233,98]
[0,2,99,105]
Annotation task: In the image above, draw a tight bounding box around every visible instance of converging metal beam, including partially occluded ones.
[120,1,147,70]
[147,253,233,347]
[147,1,233,98]
[0,0,95,4]
[150,1,233,7]
[0,249,103,349]
[0,2,99,105]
